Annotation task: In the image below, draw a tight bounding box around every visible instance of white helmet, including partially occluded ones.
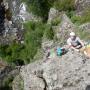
[70,32,75,36]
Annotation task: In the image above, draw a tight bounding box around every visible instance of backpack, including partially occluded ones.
[57,48,62,56]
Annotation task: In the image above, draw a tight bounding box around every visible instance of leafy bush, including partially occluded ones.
[71,15,82,25]
[54,0,75,11]
[0,76,14,90]
[51,16,61,26]
[0,42,25,65]
[71,9,90,25]
[44,24,54,40]
[66,11,75,18]
[23,21,45,62]
[0,21,46,64]
[22,0,75,21]
[0,21,55,64]
[75,29,90,41]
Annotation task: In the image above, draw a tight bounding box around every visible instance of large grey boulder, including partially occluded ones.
[17,51,90,90]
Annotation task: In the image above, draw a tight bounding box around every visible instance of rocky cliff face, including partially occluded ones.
[0,0,41,44]
[12,1,90,89]
[0,0,23,44]
[13,51,90,90]
[75,0,90,15]
[0,0,90,90]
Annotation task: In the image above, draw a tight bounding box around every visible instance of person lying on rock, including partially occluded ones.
[67,32,84,52]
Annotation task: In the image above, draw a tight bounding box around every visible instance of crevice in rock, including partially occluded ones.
[0,0,5,35]
[34,70,48,90]
[39,76,47,90]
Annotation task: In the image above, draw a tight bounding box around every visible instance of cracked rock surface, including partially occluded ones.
[20,51,90,90]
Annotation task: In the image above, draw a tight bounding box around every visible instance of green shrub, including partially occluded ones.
[0,76,14,90]
[51,16,61,26]
[71,15,82,25]
[23,21,54,62]
[0,42,24,65]
[75,29,90,41]
[71,9,90,25]
[20,21,45,63]
[66,11,75,18]
[0,21,55,65]
[0,21,45,64]
[44,24,54,40]
[54,0,75,11]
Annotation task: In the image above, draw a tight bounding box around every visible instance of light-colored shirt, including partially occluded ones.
[67,37,81,47]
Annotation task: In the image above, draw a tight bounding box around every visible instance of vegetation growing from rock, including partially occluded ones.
[0,21,54,65]
[0,76,14,90]
[51,16,61,26]
[75,29,90,41]
[53,0,75,11]
[71,9,90,25]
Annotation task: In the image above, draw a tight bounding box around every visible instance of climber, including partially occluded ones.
[67,32,84,52]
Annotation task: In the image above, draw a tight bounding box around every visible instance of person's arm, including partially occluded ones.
[67,38,71,46]
[77,37,84,46]
[71,46,79,51]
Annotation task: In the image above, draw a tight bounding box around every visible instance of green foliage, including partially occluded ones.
[0,21,45,64]
[71,15,82,25]
[23,21,54,62]
[71,9,90,25]
[66,11,75,18]
[0,21,55,64]
[23,21,45,63]
[21,0,75,21]
[0,76,14,90]
[75,29,90,41]
[0,42,24,65]
[54,0,75,11]
[44,24,54,40]
[24,0,52,21]
[51,16,61,26]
